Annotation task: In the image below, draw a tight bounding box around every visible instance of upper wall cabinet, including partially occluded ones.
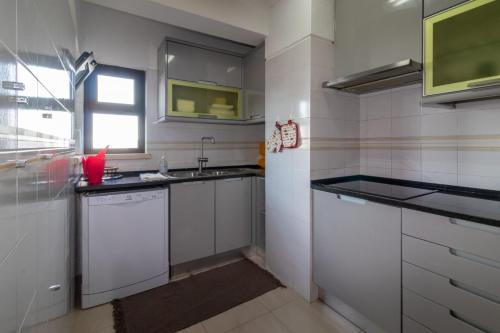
[167,41,242,89]
[424,0,467,16]
[334,0,422,79]
[158,39,265,124]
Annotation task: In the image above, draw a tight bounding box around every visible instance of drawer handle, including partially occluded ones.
[449,218,500,235]
[450,279,500,305]
[449,248,500,270]
[449,310,489,333]
[336,194,366,205]
[222,177,243,182]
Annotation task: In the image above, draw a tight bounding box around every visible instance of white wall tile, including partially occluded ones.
[360,90,391,120]
[390,85,422,118]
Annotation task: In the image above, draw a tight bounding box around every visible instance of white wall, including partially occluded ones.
[266,0,334,59]
[360,85,500,190]
[78,2,264,171]
[265,0,335,301]
[83,0,270,45]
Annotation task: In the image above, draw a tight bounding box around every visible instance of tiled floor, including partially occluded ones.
[71,287,362,333]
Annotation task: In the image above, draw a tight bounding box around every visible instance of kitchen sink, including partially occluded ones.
[168,171,208,178]
[168,168,250,178]
[204,170,231,176]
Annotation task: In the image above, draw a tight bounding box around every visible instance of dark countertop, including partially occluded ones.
[312,175,500,228]
[76,165,264,193]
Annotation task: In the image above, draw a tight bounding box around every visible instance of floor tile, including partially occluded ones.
[310,301,361,333]
[227,313,290,333]
[73,304,114,333]
[272,300,344,333]
[177,323,207,333]
[257,288,300,311]
[202,299,269,333]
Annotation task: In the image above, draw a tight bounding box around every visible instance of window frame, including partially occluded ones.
[84,64,145,154]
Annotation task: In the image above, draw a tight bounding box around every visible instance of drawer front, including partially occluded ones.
[403,209,500,263]
[403,235,500,298]
[403,289,485,333]
[403,315,434,333]
[404,262,500,333]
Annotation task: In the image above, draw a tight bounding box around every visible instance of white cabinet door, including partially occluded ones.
[215,178,252,254]
[313,190,402,333]
[170,181,215,264]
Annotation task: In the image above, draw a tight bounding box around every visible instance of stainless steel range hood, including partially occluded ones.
[323,59,422,94]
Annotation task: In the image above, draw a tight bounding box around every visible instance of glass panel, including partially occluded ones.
[433,0,500,86]
[17,64,71,100]
[97,75,134,105]
[169,81,241,120]
[92,113,138,149]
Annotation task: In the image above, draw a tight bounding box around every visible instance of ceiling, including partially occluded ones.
[83,0,275,45]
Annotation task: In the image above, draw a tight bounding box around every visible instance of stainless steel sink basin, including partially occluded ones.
[168,168,251,179]
[168,171,207,178]
[204,170,231,176]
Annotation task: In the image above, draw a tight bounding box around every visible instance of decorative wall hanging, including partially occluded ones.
[267,122,283,153]
[266,119,300,153]
[280,120,299,148]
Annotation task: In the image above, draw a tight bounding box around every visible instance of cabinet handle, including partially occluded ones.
[336,194,366,205]
[449,279,500,304]
[8,96,29,105]
[449,310,488,332]
[49,284,61,291]
[222,177,243,182]
[2,81,25,91]
[450,218,500,235]
[197,80,218,86]
[449,248,500,269]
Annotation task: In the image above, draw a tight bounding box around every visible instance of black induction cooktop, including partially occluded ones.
[326,180,436,200]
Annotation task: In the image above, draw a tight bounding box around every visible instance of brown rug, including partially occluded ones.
[112,259,283,333]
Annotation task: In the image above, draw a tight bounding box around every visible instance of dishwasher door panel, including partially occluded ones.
[87,195,167,294]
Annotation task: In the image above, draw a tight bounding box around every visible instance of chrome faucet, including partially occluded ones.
[198,136,215,173]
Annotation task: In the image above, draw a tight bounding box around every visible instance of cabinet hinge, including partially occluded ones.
[2,81,25,91]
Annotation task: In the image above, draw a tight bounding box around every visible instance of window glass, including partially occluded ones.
[97,75,135,104]
[92,113,139,150]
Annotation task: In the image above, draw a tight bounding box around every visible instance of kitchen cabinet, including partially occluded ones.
[334,0,422,79]
[402,208,500,333]
[244,44,265,121]
[215,178,252,254]
[167,41,242,88]
[170,177,254,265]
[170,181,215,265]
[313,190,401,333]
[253,177,265,253]
[424,0,467,16]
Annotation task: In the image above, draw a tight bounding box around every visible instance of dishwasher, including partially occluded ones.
[79,187,169,308]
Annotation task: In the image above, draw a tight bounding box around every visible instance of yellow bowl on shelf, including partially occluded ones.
[209,108,236,118]
[213,97,227,105]
[176,99,195,113]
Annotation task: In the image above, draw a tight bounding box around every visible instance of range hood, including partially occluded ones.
[323,59,422,94]
[75,51,98,90]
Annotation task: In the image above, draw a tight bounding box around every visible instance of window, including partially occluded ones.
[84,65,145,154]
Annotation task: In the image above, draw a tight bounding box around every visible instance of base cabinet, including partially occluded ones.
[170,181,215,265]
[170,177,254,265]
[215,178,252,254]
[313,190,401,333]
